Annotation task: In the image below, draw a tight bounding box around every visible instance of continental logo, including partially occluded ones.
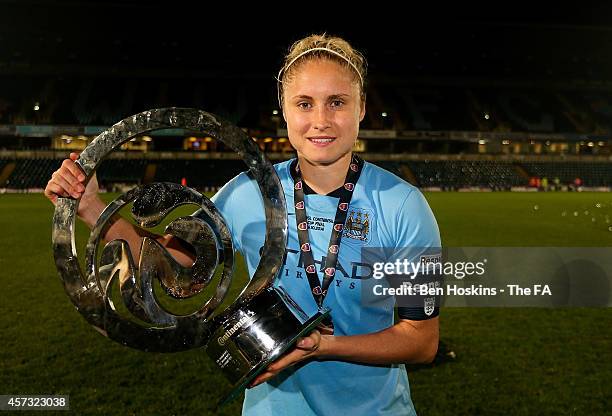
[217,315,254,346]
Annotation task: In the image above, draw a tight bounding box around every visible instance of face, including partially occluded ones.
[282,59,365,166]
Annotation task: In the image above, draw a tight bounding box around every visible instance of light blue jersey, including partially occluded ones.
[210,158,441,416]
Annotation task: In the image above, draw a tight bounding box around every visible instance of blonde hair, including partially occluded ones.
[277,33,367,108]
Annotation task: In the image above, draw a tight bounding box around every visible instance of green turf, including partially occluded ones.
[0,192,610,415]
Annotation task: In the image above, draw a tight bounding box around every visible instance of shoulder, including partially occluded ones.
[233,158,294,184]
[360,160,440,246]
[272,158,294,182]
[212,158,294,203]
[360,160,421,208]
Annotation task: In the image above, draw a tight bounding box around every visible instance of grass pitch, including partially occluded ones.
[0,192,610,415]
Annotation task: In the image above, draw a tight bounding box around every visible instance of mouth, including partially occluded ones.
[307,136,336,146]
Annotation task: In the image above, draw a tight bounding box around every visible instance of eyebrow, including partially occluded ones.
[291,94,351,100]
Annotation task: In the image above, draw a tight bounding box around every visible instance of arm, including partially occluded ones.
[317,317,439,364]
[250,318,438,387]
[45,152,195,266]
[80,197,195,266]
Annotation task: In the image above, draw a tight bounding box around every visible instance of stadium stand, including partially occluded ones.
[405,160,526,190]
[4,158,61,189]
[1,23,610,193]
[3,155,610,192]
[95,159,148,188]
[522,162,612,187]
[2,75,612,135]
[153,159,247,188]
[0,157,249,190]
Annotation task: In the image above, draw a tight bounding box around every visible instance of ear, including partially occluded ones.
[359,98,366,122]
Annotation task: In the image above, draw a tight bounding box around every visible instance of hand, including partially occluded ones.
[44,152,102,219]
[249,329,323,388]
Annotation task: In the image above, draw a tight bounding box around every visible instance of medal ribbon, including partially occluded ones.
[293,154,364,309]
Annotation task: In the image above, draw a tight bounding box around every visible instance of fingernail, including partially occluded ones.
[78,175,85,182]
[297,339,305,347]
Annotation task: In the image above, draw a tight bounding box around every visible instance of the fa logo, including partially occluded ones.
[312,286,322,295]
[329,245,338,254]
[325,268,335,277]
[339,203,349,211]
[298,222,308,230]
[306,265,316,273]
[424,297,435,316]
[295,181,302,190]
[344,183,354,191]
[295,201,304,209]
[333,224,343,232]
[350,163,358,172]
[301,243,311,252]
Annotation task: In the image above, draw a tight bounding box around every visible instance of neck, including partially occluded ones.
[298,152,352,195]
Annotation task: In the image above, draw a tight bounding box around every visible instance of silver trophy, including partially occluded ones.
[52,108,329,405]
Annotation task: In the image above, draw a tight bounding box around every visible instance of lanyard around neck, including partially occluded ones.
[292,154,364,308]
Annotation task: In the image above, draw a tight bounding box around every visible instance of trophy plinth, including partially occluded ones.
[208,287,329,405]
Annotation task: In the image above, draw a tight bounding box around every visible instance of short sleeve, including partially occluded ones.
[191,172,244,254]
[393,189,442,320]
[394,188,441,249]
[205,171,267,273]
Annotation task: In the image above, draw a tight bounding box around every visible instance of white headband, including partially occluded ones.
[276,47,364,107]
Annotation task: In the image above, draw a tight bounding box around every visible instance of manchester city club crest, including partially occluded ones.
[343,208,372,243]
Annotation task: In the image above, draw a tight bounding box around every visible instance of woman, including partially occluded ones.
[45,34,441,416]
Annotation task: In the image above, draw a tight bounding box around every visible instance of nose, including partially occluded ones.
[313,106,331,131]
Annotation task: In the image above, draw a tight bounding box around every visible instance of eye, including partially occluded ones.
[297,102,312,110]
[330,99,345,108]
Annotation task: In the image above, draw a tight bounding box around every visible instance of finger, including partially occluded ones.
[249,370,277,388]
[45,181,70,198]
[44,181,69,203]
[296,336,316,350]
[62,158,86,182]
[266,348,309,372]
[317,323,334,336]
[56,168,85,193]
[296,330,321,351]
[51,172,82,198]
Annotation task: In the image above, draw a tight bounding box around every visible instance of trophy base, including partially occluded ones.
[216,308,331,407]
